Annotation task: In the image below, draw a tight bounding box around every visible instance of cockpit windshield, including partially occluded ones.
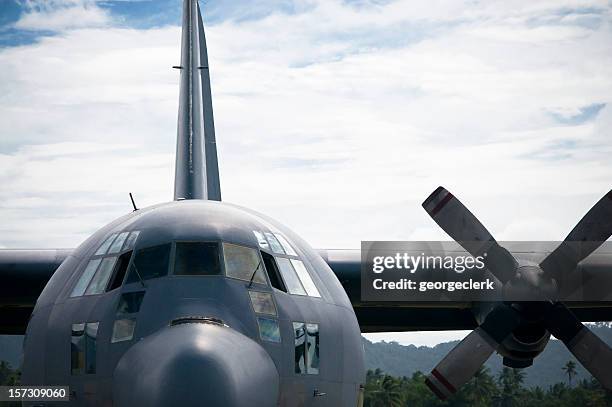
[174,242,221,276]
[71,231,326,297]
[223,243,266,284]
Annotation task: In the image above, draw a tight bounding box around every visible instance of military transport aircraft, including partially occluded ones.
[1,0,611,405]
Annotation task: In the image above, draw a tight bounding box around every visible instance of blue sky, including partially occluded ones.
[0,0,333,46]
[0,0,611,345]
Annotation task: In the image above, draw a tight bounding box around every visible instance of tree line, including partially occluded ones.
[1,359,610,406]
[364,363,611,407]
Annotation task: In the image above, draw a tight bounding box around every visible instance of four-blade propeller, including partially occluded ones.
[422,187,612,399]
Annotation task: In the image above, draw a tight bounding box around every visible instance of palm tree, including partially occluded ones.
[497,367,525,407]
[382,375,404,407]
[562,360,577,387]
[510,368,525,387]
[367,375,404,407]
[464,366,498,406]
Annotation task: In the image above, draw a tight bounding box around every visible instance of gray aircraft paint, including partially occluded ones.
[21,202,364,406]
[174,0,221,201]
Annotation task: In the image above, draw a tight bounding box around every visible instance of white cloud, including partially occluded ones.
[1,0,611,345]
[15,0,111,31]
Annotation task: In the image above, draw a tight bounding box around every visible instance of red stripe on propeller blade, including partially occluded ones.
[425,377,448,400]
[431,192,454,216]
[431,368,457,394]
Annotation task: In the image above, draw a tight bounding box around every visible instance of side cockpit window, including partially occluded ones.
[253,231,322,299]
[289,259,320,298]
[70,259,101,297]
[276,258,307,295]
[84,257,117,295]
[107,251,132,291]
[261,251,286,292]
[70,230,140,297]
[125,243,171,283]
[94,233,117,256]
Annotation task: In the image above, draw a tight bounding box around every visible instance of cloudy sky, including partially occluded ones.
[0,0,611,346]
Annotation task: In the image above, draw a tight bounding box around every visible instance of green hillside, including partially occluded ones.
[364,323,612,389]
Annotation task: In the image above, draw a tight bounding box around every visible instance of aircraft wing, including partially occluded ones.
[1,247,610,335]
[319,249,612,333]
[0,249,71,334]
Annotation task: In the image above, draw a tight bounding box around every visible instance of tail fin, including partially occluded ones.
[174,0,221,201]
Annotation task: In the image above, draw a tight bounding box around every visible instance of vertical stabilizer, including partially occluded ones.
[174,0,221,201]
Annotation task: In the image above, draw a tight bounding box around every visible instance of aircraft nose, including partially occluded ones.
[113,321,279,407]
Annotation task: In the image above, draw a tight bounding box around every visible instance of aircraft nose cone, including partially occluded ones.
[113,322,279,407]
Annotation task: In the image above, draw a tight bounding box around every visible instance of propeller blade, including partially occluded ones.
[541,190,612,280]
[422,186,517,283]
[425,305,521,399]
[545,303,612,390]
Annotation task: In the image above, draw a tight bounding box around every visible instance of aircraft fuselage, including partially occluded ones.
[22,201,365,406]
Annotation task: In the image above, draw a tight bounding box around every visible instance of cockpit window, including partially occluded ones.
[70,230,140,297]
[70,259,101,297]
[264,232,285,254]
[125,243,171,283]
[261,252,286,292]
[108,231,129,254]
[275,234,297,256]
[254,230,298,257]
[122,231,140,251]
[253,231,269,250]
[174,242,220,276]
[223,243,266,284]
[276,258,307,295]
[95,233,117,256]
[85,257,117,295]
[290,259,321,298]
[252,230,323,298]
[107,251,133,291]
